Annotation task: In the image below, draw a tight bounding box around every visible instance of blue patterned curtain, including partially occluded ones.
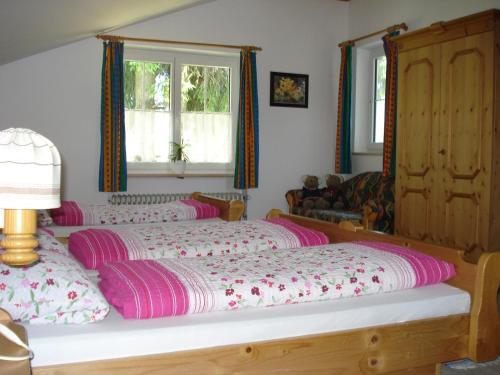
[335,44,353,174]
[234,49,259,189]
[99,41,127,192]
[382,31,400,177]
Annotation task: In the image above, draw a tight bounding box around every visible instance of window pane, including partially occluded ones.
[375,56,386,101]
[206,67,230,112]
[143,62,170,111]
[374,99,385,143]
[181,65,205,112]
[125,61,171,111]
[124,61,144,110]
[181,113,231,163]
[373,55,387,143]
[125,110,172,163]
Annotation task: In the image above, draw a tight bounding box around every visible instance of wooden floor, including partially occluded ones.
[442,357,500,374]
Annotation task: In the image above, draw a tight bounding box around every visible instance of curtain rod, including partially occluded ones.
[96,34,262,52]
[338,22,408,47]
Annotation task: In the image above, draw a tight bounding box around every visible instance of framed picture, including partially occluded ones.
[270,72,309,108]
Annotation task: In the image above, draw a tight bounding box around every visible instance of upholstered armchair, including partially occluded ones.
[285,171,395,233]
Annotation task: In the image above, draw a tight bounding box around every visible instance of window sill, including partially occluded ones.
[352,151,383,156]
[128,172,234,178]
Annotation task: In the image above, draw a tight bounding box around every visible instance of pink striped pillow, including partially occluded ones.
[265,217,329,247]
[356,241,456,287]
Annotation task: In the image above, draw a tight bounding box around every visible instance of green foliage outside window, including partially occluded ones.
[181,65,230,113]
[125,61,230,113]
[375,56,386,101]
[124,61,171,111]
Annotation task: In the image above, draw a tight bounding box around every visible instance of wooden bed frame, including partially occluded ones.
[191,192,244,222]
[6,211,500,374]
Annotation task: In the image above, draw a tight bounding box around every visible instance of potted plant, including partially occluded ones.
[169,140,189,175]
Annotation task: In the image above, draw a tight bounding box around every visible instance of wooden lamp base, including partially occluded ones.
[0,209,39,266]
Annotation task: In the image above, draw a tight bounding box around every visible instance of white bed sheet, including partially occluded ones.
[45,217,223,237]
[26,283,470,367]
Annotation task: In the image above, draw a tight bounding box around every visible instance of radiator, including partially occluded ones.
[108,191,249,219]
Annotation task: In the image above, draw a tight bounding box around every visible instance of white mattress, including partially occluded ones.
[46,217,223,237]
[26,283,470,367]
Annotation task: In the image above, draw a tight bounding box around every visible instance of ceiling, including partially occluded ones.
[0,0,213,66]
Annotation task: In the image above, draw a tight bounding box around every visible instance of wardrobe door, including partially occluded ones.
[395,44,441,241]
[439,31,494,258]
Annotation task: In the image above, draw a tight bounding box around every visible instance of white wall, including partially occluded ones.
[349,0,500,174]
[0,0,349,219]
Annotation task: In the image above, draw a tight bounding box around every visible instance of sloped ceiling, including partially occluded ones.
[0,0,213,66]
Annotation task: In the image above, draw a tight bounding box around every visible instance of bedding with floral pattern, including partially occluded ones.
[69,218,329,269]
[0,233,109,324]
[50,199,219,226]
[98,241,455,319]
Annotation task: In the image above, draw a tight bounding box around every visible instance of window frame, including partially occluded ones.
[124,47,240,176]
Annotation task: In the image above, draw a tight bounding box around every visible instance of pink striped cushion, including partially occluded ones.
[99,260,189,319]
[180,199,220,219]
[69,229,129,269]
[265,217,329,247]
[51,201,83,226]
[355,241,456,286]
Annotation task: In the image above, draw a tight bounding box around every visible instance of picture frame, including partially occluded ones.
[270,72,309,108]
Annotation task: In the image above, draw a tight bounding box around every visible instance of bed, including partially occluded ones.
[67,216,328,269]
[43,192,245,241]
[9,210,499,375]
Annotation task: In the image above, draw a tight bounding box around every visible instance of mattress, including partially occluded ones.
[26,282,470,367]
[45,218,223,238]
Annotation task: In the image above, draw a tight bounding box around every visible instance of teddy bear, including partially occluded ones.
[297,175,323,211]
[321,174,348,210]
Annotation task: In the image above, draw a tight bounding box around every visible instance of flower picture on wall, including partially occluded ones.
[270,72,309,108]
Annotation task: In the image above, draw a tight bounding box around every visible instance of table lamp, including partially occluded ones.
[0,128,61,266]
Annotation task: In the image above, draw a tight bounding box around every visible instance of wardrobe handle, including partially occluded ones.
[438,149,446,155]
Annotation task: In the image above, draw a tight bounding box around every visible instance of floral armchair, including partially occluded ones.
[285,171,395,233]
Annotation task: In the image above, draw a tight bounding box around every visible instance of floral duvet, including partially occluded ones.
[98,241,455,319]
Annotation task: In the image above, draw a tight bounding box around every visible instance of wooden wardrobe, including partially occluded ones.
[394,10,500,262]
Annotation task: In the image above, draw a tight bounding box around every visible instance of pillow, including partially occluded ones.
[37,209,53,227]
[0,233,109,324]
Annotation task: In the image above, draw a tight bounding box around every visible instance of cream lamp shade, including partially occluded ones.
[0,128,61,266]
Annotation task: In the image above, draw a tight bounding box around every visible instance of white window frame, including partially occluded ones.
[124,47,239,175]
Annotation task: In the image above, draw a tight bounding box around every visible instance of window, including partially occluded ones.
[353,44,386,153]
[373,55,386,144]
[124,48,239,174]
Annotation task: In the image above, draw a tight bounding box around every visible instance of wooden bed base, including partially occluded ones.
[28,211,500,374]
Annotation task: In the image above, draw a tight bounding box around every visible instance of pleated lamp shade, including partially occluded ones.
[0,128,61,266]
[0,128,61,210]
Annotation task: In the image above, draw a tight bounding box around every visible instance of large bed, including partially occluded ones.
[43,192,245,240]
[10,210,499,375]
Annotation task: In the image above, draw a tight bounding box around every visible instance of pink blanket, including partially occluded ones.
[98,241,456,319]
[50,199,219,226]
[69,218,329,269]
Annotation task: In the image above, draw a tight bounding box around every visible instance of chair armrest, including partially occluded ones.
[362,205,378,230]
[362,198,395,233]
[285,189,302,213]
